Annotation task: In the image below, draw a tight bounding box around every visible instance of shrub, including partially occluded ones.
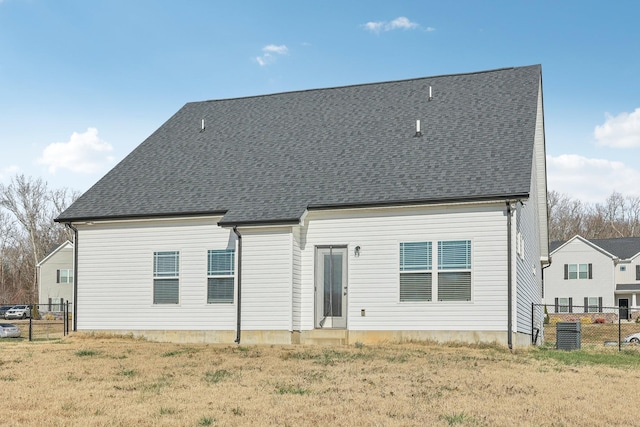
[544,305,550,324]
[594,318,606,324]
[580,317,593,324]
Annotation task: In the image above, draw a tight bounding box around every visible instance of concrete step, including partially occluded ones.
[298,329,347,346]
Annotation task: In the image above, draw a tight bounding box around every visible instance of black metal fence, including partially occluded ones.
[532,303,640,351]
[2,302,72,341]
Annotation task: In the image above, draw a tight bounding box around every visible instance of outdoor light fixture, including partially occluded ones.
[354,245,361,257]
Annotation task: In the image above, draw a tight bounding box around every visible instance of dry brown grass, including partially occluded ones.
[1,334,640,426]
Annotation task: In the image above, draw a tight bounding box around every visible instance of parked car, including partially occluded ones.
[0,306,13,317]
[4,305,31,319]
[0,323,21,338]
[623,332,640,344]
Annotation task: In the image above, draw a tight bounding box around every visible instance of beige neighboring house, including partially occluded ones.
[37,241,74,312]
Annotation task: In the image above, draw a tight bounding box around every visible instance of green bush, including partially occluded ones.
[544,305,549,325]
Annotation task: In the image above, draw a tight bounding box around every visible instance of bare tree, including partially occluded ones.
[627,196,640,236]
[0,174,79,302]
[548,190,640,242]
[548,190,585,241]
[0,211,18,303]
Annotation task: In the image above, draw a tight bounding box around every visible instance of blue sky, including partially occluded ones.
[1,0,639,203]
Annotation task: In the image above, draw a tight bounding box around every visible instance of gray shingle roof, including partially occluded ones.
[551,237,640,260]
[57,65,542,225]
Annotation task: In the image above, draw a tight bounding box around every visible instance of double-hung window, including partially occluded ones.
[208,249,235,303]
[564,263,591,280]
[399,242,432,301]
[153,251,179,304]
[556,297,571,313]
[57,269,73,284]
[586,297,600,313]
[438,240,471,301]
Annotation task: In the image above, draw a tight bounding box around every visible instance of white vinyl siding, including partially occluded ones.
[207,249,235,303]
[300,203,507,332]
[76,217,238,331]
[292,227,302,330]
[153,251,179,304]
[241,228,293,331]
[517,82,546,336]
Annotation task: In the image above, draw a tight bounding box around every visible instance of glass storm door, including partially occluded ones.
[315,246,347,328]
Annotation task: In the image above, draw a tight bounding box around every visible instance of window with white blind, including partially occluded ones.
[207,249,235,303]
[153,251,179,304]
[437,240,471,301]
[399,242,432,301]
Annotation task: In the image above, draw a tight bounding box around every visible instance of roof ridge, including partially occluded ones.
[188,64,541,105]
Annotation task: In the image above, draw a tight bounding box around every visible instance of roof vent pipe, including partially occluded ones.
[201,119,205,132]
[429,86,433,101]
[414,119,422,137]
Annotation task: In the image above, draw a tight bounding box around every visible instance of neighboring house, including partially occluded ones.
[545,236,640,319]
[55,65,549,347]
[37,241,74,311]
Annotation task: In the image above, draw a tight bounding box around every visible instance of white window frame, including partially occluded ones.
[58,269,74,284]
[153,251,180,304]
[568,263,589,280]
[587,297,599,313]
[399,242,432,302]
[558,297,569,313]
[437,240,472,302]
[207,249,235,304]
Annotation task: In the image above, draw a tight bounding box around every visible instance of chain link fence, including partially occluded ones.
[532,303,640,351]
[2,302,72,341]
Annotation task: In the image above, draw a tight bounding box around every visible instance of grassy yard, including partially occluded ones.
[2,334,640,426]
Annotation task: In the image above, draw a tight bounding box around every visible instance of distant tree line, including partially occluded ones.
[0,175,79,304]
[0,173,638,303]
[548,190,640,242]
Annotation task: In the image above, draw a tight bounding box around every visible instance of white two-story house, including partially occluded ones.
[545,235,640,319]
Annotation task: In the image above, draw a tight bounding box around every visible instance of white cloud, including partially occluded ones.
[388,16,418,30]
[256,44,288,66]
[594,108,640,148]
[37,128,114,174]
[364,21,385,33]
[547,154,640,202]
[362,16,426,33]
